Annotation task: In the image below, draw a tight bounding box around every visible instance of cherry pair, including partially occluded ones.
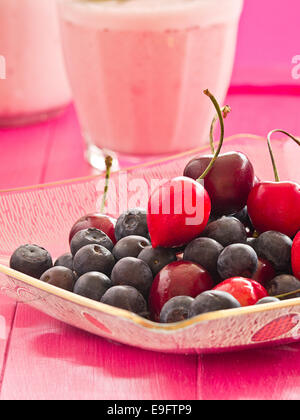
[147,90,256,249]
[148,91,300,249]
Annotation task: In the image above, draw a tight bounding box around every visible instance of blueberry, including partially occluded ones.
[202,217,247,247]
[208,214,219,224]
[73,272,112,301]
[115,208,149,241]
[246,237,258,250]
[171,245,187,255]
[189,290,241,318]
[255,231,292,272]
[54,253,74,271]
[232,206,253,232]
[113,236,151,261]
[255,297,281,305]
[10,244,53,279]
[138,246,177,277]
[73,244,115,277]
[111,257,153,298]
[267,275,300,299]
[160,296,194,323]
[101,285,148,317]
[217,244,258,280]
[40,266,75,291]
[70,228,114,256]
[183,237,224,277]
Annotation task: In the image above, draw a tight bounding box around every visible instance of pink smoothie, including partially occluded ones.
[59,0,243,156]
[0,0,72,126]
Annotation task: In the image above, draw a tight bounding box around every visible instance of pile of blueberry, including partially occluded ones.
[9,205,300,324]
[8,91,300,324]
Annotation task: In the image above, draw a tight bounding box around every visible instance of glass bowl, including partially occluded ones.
[0,134,299,354]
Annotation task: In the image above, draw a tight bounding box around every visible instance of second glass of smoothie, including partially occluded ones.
[0,0,72,127]
[58,0,244,169]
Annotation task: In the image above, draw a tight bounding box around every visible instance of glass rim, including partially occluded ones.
[57,0,244,31]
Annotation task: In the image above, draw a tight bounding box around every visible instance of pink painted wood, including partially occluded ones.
[0,295,17,388]
[0,118,53,394]
[198,343,300,400]
[0,116,58,189]
[0,92,300,400]
[0,305,197,400]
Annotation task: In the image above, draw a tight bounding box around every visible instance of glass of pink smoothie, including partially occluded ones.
[58,0,244,170]
[0,0,72,127]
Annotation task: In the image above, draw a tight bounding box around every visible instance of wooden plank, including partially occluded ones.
[0,117,54,189]
[0,114,53,396]
[0,305,198,400]
[198,343,300,400]
[0,295,17,388]
[225,93,300,137]
[42,105,93,183]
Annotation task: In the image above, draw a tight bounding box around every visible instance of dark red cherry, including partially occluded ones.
[213,277,268,306]
[69,213,117,245]
[184,151,255,216]
[292,231,300,280]
[149,261,213,322]
[252,258,276,288]
[147,176,211,248]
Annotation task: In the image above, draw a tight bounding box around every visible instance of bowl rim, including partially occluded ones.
[1,263,300,332]
[1,133,299,332]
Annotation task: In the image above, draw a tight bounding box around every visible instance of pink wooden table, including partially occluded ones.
[0,91,300,400]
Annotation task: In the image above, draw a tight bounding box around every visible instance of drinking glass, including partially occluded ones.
[58,0,244,170]
[0,0,72,127]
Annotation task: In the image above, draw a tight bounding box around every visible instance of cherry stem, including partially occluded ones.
[197,90,226,181]
[274,289,300,300]
[267,129,300,182]
[210,106,231,154]
[100,155,113,214]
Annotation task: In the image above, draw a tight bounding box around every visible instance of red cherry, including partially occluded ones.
[292,231,300,280]
[252,258,276,288]
[69,213,117,244]
[184,151,255,216]
[247,181,300,238]
[147,176,211,248]
[248,129,300,237]
[213,277,268,306]
[149,261,214,322]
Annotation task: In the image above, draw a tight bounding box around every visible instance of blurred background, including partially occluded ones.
[232,0,300,87]
[0,0,299,189]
